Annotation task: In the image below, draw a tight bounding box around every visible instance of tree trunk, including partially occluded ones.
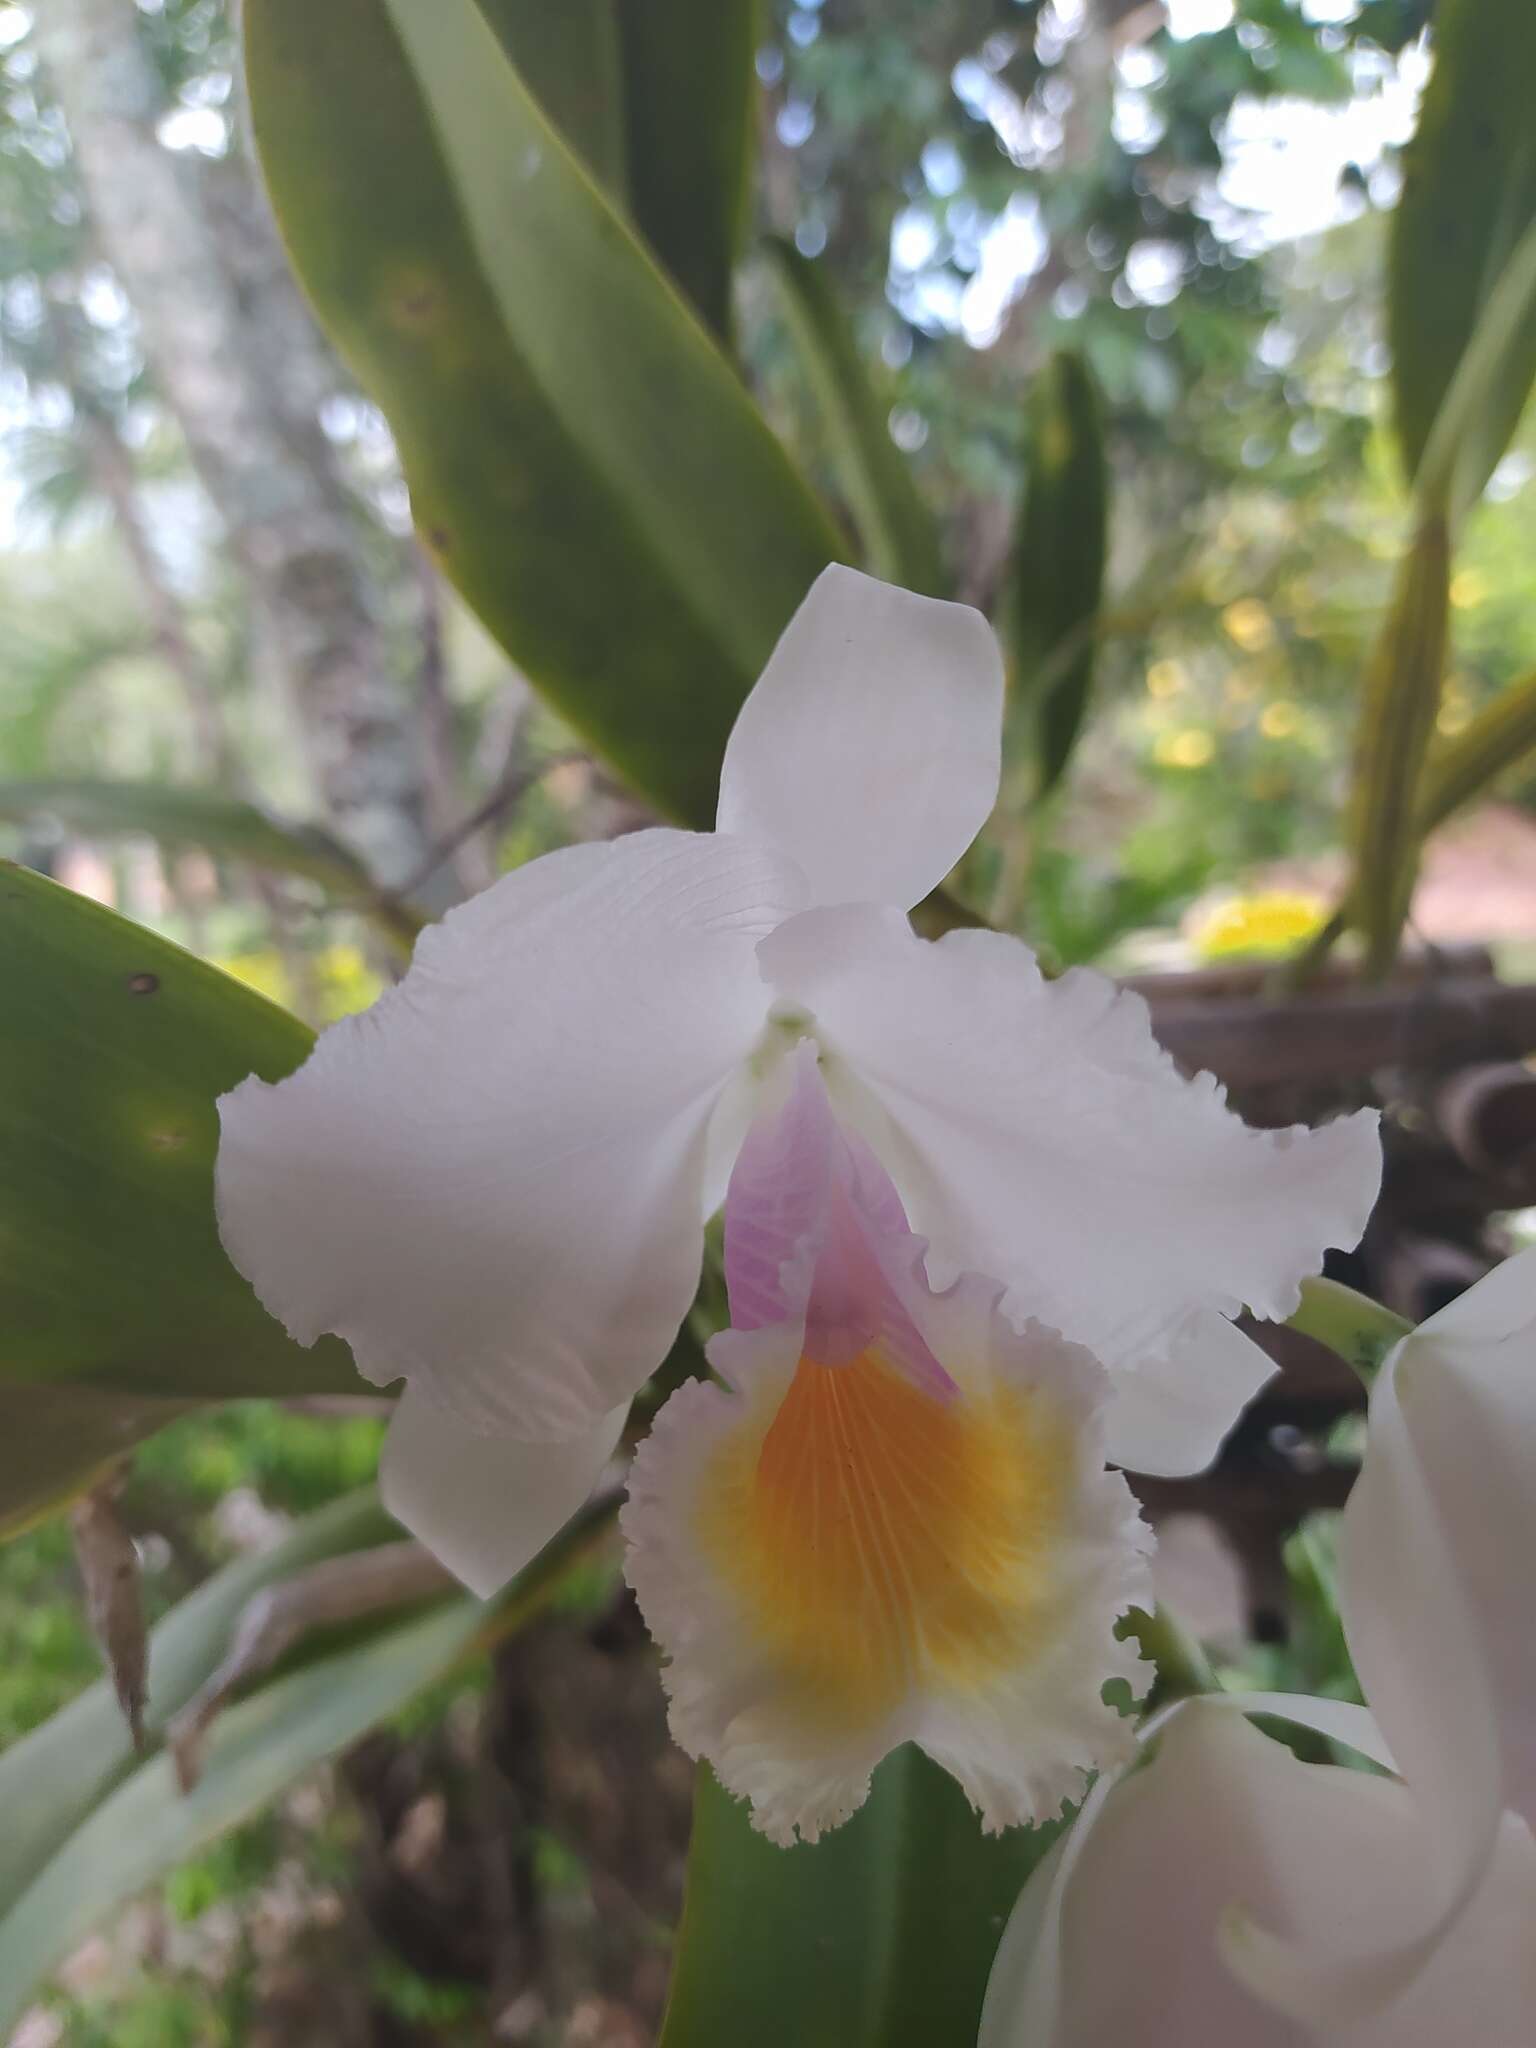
[33,0,442,897]
[79,397,234,784]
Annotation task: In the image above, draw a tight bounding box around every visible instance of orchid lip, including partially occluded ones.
[623,1044,1154,1846]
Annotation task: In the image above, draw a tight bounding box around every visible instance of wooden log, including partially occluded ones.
[1144,975,1536,1090]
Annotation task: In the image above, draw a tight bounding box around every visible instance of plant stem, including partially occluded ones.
[1286,1276,1411,1386]
[1120,1604,1216,1709]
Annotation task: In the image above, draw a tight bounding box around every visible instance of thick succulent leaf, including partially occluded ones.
[0,1489,396,1919]
[471,0,755,340]
[659,1751,1067,2048]
[765,237,946,596]
[614,0,759,344]
[1389,0,1536,491]
[0,1385,195,1544]
[1417,664,1536,831]
[0,779,420,949]
[0,1597,482,2033]
[472,1,628,205]
[1413,214,1536,528]
[0,865,362,1525]
[245,0,838,827]
[1007,352,1109,794]
[1344,517,1450,977]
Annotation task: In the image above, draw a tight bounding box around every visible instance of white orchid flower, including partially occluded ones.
[623,1043,1154,1843]
[980,1248,1536,2047]
[216,565,1379,1599]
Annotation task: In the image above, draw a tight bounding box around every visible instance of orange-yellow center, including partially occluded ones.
[695,1348,1073,1732]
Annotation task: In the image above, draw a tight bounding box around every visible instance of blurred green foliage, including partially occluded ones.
[0,1405,385,1749]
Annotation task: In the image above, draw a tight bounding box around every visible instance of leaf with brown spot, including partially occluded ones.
[0,866,366,1533]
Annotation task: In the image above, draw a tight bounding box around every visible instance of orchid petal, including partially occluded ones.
[1210,1252,1536,2031]
[1099,1308,1276,1476]
[1395,1245,1536,1833]
[1260,1248,1536,2023]
[624,1063,1151,1845]
[759,908,1380,1475]
[718,1041,952,1390]
[716,564,1004,912]
[1212,1689,1394,1771]
[976,1821,1083,2048]
[218,830,804,1439]
[983,1700,1536,2048]
[379,1389,626,1599]
[979,1691,1388,2048]
[718,1041,842,1333]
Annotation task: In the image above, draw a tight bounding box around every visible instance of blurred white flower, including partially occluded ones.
[981,1249,1536,2047]
[215,565,1378,1597]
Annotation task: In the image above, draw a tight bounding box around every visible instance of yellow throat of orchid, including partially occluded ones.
[695,1344,1078,1733]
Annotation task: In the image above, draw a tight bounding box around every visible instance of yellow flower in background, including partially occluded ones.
[1154,728,1215,769]
[1146,658,1187,699]
[1259,700,1300,740]
[1192,890,1327,962]
[1221,598,1275,653]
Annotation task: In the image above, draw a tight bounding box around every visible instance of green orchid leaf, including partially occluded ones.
[472,1,629,206]
[0,1597,482,2033]
[1343,524,1458,978]
[1389,0,1536,496]
[1416,662,1536,831]
[765,236,947,596]
[614,0,759,345]
[1007,351,1110,795]
[0,1385,195,1545]
[1344,516,1450,977]
[0,1484,616,2028]
[471,1,755,340]
[245,0,838,828]
[0,864,360,1528]
[0,1488,397,1918]
[1412,213,1536,529]
[0,778,421,950]
[659,1750,1067,2048]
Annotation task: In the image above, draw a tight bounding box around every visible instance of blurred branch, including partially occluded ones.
[170,1484,625,1789]
[392,748,587,907]
[0,778,426,954]
[41,292,236,788]
[169,1539,455,1789]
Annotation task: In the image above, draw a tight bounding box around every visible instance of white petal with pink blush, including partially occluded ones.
[622,1050,1154,1844]
[215,565,1381,1587]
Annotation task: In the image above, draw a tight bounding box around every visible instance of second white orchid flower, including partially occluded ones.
[216,565,1380,1598]
[981,1249,1536,2046]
